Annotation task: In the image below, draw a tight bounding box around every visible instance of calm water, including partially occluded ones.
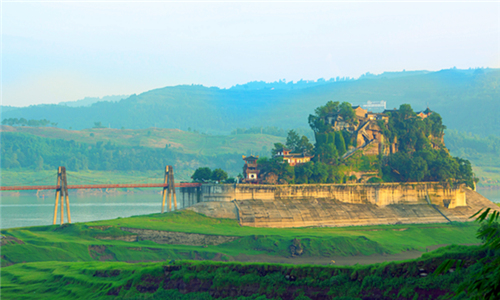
[1,189,499,230]
[0,193,185,229]
[476,188,500,204]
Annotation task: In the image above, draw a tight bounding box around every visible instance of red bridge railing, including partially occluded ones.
[0,182,201,191]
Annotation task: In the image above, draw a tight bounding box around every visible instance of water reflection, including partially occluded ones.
[1,193,174,229]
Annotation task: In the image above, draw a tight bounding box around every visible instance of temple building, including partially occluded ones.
[242,155,259,183]
[416,108,432,119]
[274,148,313,167]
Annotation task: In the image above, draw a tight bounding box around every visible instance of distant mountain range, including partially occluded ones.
[2,68,499,137]
[58,95,129,107]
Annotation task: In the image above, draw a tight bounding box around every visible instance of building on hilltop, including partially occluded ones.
[416,108,432,119]
[362,100,386,111]
[242,155,260,183]
[352,105,368,118]
[274,147,313,167]
[323,113,358,132]
[336,106,436,159]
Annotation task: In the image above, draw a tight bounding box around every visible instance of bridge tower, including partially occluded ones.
[161,165,177,213]
[53,166,71,225]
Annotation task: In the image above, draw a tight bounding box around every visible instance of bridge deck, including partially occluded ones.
[0,183,201,191]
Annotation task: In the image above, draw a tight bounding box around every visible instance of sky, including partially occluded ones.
[2,1,500,107]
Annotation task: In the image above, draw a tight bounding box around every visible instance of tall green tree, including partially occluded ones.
[191,167,212,182]
[285,130,301,151]
[211,168,228,183]
[338,102,357,125]
[272,143,286,155]
[297,136,314,155]
[334,131,347,157]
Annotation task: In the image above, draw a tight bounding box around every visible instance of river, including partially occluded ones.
[1,188,499,230]
[0,192,184,229]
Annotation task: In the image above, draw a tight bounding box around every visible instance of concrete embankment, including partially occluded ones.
[185,183,500,228]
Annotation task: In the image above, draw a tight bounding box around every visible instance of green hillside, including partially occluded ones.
[3,68,499,137]
[445,130,500,188]
[0,127,284,181]
[3,123,500,187]
[0,126,280,156]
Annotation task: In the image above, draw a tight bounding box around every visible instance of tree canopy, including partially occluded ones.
[211,168,228,183]
[191,167,212,182]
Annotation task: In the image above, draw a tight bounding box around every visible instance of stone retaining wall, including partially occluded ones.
[187,189,499,228]
[180,182,466,209]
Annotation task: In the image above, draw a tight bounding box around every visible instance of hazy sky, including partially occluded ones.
[2,1,499,107]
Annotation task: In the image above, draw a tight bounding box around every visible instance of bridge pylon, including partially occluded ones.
[53,166,71,225]
[161,165,177,213]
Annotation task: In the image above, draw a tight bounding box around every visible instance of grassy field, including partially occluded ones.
[0,210,488,299]
[1,210,480,268]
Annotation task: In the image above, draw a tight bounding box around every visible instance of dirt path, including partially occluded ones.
[233,243,481,266]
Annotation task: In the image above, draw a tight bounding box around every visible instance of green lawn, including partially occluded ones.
[1,210,480,267]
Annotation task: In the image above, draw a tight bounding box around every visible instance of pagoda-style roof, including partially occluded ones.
[281,152,314,158]
[242,155,259,161]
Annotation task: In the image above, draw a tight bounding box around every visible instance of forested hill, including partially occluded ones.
[3,68,499,136]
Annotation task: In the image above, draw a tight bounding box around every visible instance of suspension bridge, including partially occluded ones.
[1,166,201,225]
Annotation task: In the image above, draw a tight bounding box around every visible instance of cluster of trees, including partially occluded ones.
[379,105,476,188]
[308,101,357,134]
[253,129,352,184]
[255,158,353,185]
[382,149,476,188]
[446,130,500,157]
[306,101,356,163]
[313,131,351,163]
[191,167,235,183]
[255,102,477,188]
[1,133,242,175]
[230,77,354,91]
[445,130,500,185]
[272,130,314,155]
[2,118,57,127]
[381,105,446,152]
